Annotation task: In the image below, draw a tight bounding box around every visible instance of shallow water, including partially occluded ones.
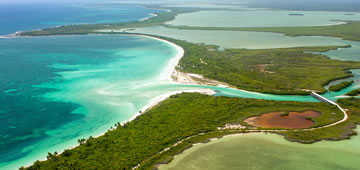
[167,10,360,27]
[0,35,193,169]
[129,26,360,51]
[159,126,360,170]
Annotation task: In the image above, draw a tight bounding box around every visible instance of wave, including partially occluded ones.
[138,13,158,22]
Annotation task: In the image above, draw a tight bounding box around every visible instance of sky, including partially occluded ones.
[0,0,358,4]
[0,0,359,11]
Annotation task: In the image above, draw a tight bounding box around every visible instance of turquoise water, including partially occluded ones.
[0,3,164,35]
[167,10,360,27]
[0,35,191,169]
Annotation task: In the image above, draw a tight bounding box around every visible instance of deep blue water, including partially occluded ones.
[0,3,164,35]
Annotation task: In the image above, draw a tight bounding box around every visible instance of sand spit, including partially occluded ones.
[171,70,232,88]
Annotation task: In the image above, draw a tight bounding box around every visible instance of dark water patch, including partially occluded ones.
[0,3,165,35]
[245,110,321,129]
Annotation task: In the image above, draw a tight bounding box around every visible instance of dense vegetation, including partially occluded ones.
[168,21,360,42]
[24,93,343,170]
[328,80,354,91]
[346,88,360,96]
[159,37,360,94]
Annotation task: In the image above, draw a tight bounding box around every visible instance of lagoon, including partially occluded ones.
[167,10,360,27]
[128,26,360,61]
[159,126,360,170]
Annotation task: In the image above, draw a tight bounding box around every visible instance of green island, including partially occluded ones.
[328,80,354,91]
[346,88,360,96]
[24,93,360,170]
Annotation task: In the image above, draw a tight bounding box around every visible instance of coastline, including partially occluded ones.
[157,126,360,170]
[109,32,233,88]
[139,13,159,22]
[135,34,232,88]
[20,34,217,169]
[2,32,21,38]
[170,70,232,88]
[125,34,218,124]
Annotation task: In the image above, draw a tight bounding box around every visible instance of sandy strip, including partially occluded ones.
[136,34,231,87]
[139,13,158,22]
[123,34,218,123]
[318,21,348,26]
[137,34,185,81]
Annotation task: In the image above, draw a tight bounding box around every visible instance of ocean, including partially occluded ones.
[0,3,171,169]
[0,3,164,35]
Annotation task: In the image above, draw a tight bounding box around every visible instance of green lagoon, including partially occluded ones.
[167,10,360,27]
[159,126,360,170]
[128,26,360,61]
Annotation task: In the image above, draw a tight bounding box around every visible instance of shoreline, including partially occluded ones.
[3,31,21,38]
[139,13,158,22]
[157,125,360,169]
[20,33,217,169]
[125,34,218,124]
[114,32,233,88]
[134,34,232,88]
